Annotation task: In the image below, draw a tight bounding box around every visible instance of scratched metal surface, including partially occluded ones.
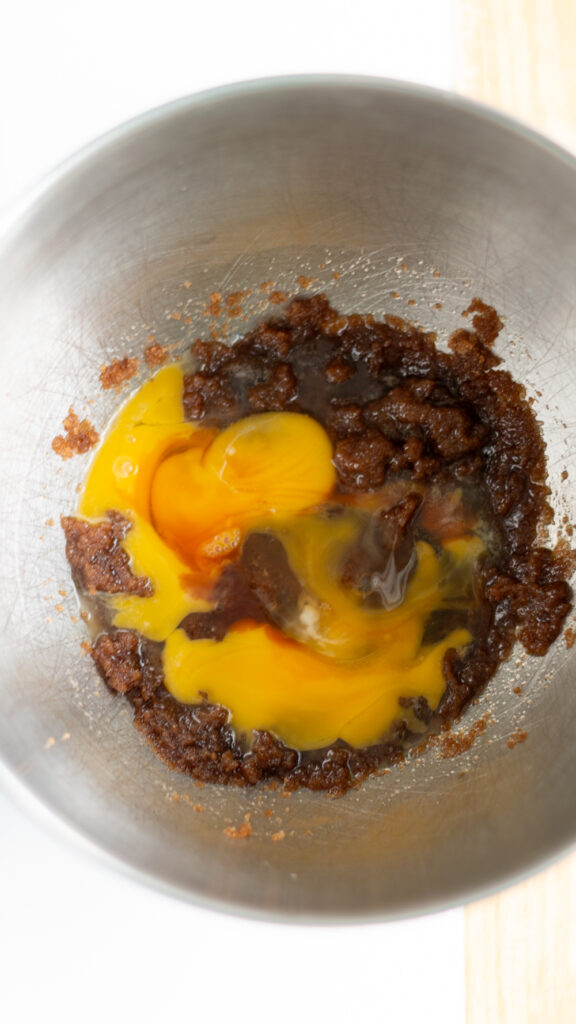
[0,78,575,920]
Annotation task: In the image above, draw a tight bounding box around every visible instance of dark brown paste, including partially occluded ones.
[62,512,152,597]
[68,295,573,794]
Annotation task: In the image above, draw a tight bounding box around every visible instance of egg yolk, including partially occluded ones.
[150,411,336,572]
[79,364,478,751]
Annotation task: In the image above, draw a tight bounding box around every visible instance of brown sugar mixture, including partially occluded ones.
[52,407,99,459]
[62,295,573,794]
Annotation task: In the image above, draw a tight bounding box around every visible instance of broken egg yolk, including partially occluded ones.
[150,410,336,571]
[79,363,477,751]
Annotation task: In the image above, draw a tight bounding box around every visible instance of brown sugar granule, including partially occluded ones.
[247,363,297,412]
[513,685,523,695]
[333,430,396,489]
[205,292,222,318]
[144,342,169,368]
[52,408,99,460]
[462,298,503,347]
[565,626,576,649]
[435,715,490,759]
[562,470,569,481]
[507,728,528,749]
[99,357,139,391]
[62,512,152,596]
[92,631,142,693]
[269,290,287,305]
[183,372,237,422]
[325,355,355,383]
[92,630,163,698]
[326,404,365,438]
[225,290,251,317]
[224,823,253,839]
[297,276,316,289]
[271,830,286,841]
[224,815,253,840]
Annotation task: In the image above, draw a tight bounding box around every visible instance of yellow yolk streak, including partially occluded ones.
[78,365,213,639]
[78,362,478,750]
[164,623,471,751]
[162,534,474,749]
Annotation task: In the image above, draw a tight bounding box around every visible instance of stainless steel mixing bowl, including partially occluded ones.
[1,76,575,921]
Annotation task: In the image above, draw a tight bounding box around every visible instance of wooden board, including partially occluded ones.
[456,0,576,151]
[455,1,576,1020]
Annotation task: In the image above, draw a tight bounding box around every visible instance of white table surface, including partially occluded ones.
[0,4,465,1022]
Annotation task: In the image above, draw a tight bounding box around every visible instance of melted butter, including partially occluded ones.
[78,363,479,750]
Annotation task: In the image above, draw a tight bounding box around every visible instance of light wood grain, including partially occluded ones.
[456,0,576,153]
[466,857,576,1023]
[455,1,576,1021]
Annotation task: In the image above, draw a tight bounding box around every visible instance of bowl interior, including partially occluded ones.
[1,78,576,920]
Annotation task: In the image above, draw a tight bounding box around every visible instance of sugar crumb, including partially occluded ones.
[224,814,253,840]
[507,728,528,750]
[99,357,139,391]
[205,292,222,318]
[144,342,169,368]
[297,275,315,290]
[52,408,99,460]
[226,290,252,317]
